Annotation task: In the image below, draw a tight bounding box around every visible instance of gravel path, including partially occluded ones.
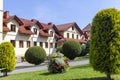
[8,59,89,75]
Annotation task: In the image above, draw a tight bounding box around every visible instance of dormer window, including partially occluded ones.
[50,31,53,36]
[11,24,16,32]
[33,28,37,34]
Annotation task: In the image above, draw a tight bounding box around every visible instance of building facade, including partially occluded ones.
[0,0,87,57]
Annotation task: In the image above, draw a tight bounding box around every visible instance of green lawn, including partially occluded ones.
[0,64,120,80]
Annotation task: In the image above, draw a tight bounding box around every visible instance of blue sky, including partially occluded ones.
[3,0,120,29]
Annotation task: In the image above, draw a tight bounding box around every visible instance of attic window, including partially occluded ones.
[50,31,53,36]
[72,26,74,30]
[33,28,37,34]
[11,24,16,32]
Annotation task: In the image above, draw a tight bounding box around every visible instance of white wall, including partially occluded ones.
[0,0,3,42]
[3,20,57,56]
[63,26,83,39]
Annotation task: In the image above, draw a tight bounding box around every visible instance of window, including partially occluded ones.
[76,35,79,39]
[67,33,69,38]
[45,42,48,48]
[19,40,23,48]
[72,34,74,39]
[33,28,37,34]
[50,43,53,48]
[34,41,37,46]
[27,41,30,48]
[55,43,57,48]
[72,26,74,30]
[50,31,53,36]
[10,40,15,47]
[11,24,16,32]
[40,42,43,47]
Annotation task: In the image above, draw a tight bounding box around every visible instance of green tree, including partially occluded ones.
[90,8,120,80]
[0,42,16,76]
[56,44,63,53]
[25,46,46,65]
[80,40,90,56]
[62,40,82,60]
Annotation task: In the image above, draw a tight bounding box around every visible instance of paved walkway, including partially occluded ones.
[8,60,89,75]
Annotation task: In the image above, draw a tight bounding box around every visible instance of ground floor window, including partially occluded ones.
[19,40,24,48]
[34,41,37,46]
[45,42,48,48]
[50,43,53,48]
[27,41,31,48]
[40,42,43,47]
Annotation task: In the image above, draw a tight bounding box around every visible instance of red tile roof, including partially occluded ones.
[18,26,34,35]
[57,22,75,32]
[57,22,83,34]
[3,15,23,25]
[82,23,91,32]
[39,29,51,37]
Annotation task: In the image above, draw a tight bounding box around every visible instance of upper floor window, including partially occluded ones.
[10,40,15,47]
[67,33,69,38]
[11,24,16,32]
[50,31,53,36]
[19,40,24,48]
[76,35,79,39]
[55,43,57,48]
[27,41,31,48]
[33,28,37,34]
[72,26,74,30]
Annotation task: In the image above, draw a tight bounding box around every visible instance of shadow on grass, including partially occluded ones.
[70,64,90,69]
[40,72,51,75]
[64,77,108,80]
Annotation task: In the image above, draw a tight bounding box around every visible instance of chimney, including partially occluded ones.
[4,11,9,19]
[48,22,52,25]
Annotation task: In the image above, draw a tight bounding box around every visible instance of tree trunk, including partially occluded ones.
[107,74,111,80]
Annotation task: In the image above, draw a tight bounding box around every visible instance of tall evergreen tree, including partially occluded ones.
[0,42,16,76]
[90,8,120,80]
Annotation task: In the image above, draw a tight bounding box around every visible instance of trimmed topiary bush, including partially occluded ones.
[90,8,120,80]
[48,52,69,73]
[25,46,46,65]
[0,42,16,76]
[62,40,82,60]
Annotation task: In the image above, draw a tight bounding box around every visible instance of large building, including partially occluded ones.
[0,0,88,58]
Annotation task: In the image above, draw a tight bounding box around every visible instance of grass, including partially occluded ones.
[74,55,89,60]
[0,64,120,80]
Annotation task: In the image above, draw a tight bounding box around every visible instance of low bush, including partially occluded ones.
[62,40,82,60]
[48,52,69,73]
[25,46,46,65]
